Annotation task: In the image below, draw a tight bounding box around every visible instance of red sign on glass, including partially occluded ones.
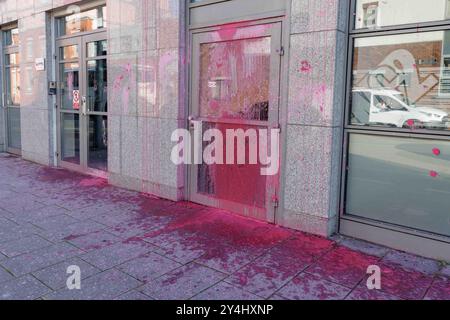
[72,90,80,110]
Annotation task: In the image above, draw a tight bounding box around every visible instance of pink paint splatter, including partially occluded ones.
[299,60,312,73]
[432,148,441,156]
[209,100,220,110]
[429,171,439,178]
[406,119,415,128]
[217,23,240,40]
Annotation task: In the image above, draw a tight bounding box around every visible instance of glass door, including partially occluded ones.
[189,22,282,222]
[56,32,107,175]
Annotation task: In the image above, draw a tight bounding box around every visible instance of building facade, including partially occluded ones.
[0,0,448,261]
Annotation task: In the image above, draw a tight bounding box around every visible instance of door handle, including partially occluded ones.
[81,96,87,116]
[188,115,197,130]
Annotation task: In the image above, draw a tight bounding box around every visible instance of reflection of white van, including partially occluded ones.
[352,89,449,129]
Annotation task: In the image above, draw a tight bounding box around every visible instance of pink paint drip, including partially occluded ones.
[432,148,441,156]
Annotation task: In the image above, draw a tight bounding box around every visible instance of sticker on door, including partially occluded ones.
[73,90,80,110]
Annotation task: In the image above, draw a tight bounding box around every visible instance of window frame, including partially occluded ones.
[55,2,107,39]
[345,2,450,137]
[340,1,450,243]
[351,0,450,34]
[2,26,20,108]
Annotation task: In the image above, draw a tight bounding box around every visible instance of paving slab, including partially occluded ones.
[118,252,182,283]
[373,263,435,300]
[192,281,262,300]
[382,251,441,275]
[305,246,381,288]
[0,275,51,300]
[423,276,450,300]
[276,272,351,300]
[33,257,101,290]
[0,235,52,258]
[46,269,142,300]
[345,283,403,300]
[80,239,157,270]
[140,263,226,300]
[65,230,121,252]
[226,251,311,299]
[1,243,84,277]
[115,290,154,300]
[0,266,14,284]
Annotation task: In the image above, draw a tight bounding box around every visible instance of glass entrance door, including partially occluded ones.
[189,23,282,222]
[57,32,107,175]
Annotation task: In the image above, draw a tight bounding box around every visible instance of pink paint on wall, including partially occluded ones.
[299,60,312,73]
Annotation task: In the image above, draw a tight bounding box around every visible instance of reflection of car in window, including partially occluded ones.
[352,89,449,129]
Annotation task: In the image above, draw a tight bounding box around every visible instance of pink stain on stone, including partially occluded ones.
[299,60,312,73]
[79,177,108,187]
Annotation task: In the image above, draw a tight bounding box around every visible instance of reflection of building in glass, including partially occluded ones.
[353,31,450,120]
[362,1,379,28]
[356,0,450,29]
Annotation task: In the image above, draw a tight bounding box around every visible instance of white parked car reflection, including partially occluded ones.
[352,89,449,129]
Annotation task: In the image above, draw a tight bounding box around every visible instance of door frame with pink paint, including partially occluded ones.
[187,20,284,223]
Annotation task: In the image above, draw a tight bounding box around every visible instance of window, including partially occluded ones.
[397,71,412,87]
[351,91,371,125]
[440,57,450,94]
[351,31,450,131]
[346,134,450,237]
[356,0,450,29]
[3,27,21,151]
[4,28,19,46]
[373,95,406,111]
[362,2,379,28]
[447,0,450,19]
[345,2,450,240]
[57,5,106,37]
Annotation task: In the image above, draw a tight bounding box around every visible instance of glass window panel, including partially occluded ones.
[87,40,107,58]
[61,113,80,164]
[58,6,107,36]
[88,115,108,171]
[351,31,450,131]
[87,60,107,112]
[199,37,271,121]
[5,66,21,106]
[355,0,450,29]
[59,63,80,110]
[5,53,20,66]
[4,28,19,46]
[7,107,21,150]
[60,45,79,60]
[346,134,450,237]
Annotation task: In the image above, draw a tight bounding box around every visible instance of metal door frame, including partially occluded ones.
[188,20,283,223]
[55,30,107,177]
[2,25,21,155]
